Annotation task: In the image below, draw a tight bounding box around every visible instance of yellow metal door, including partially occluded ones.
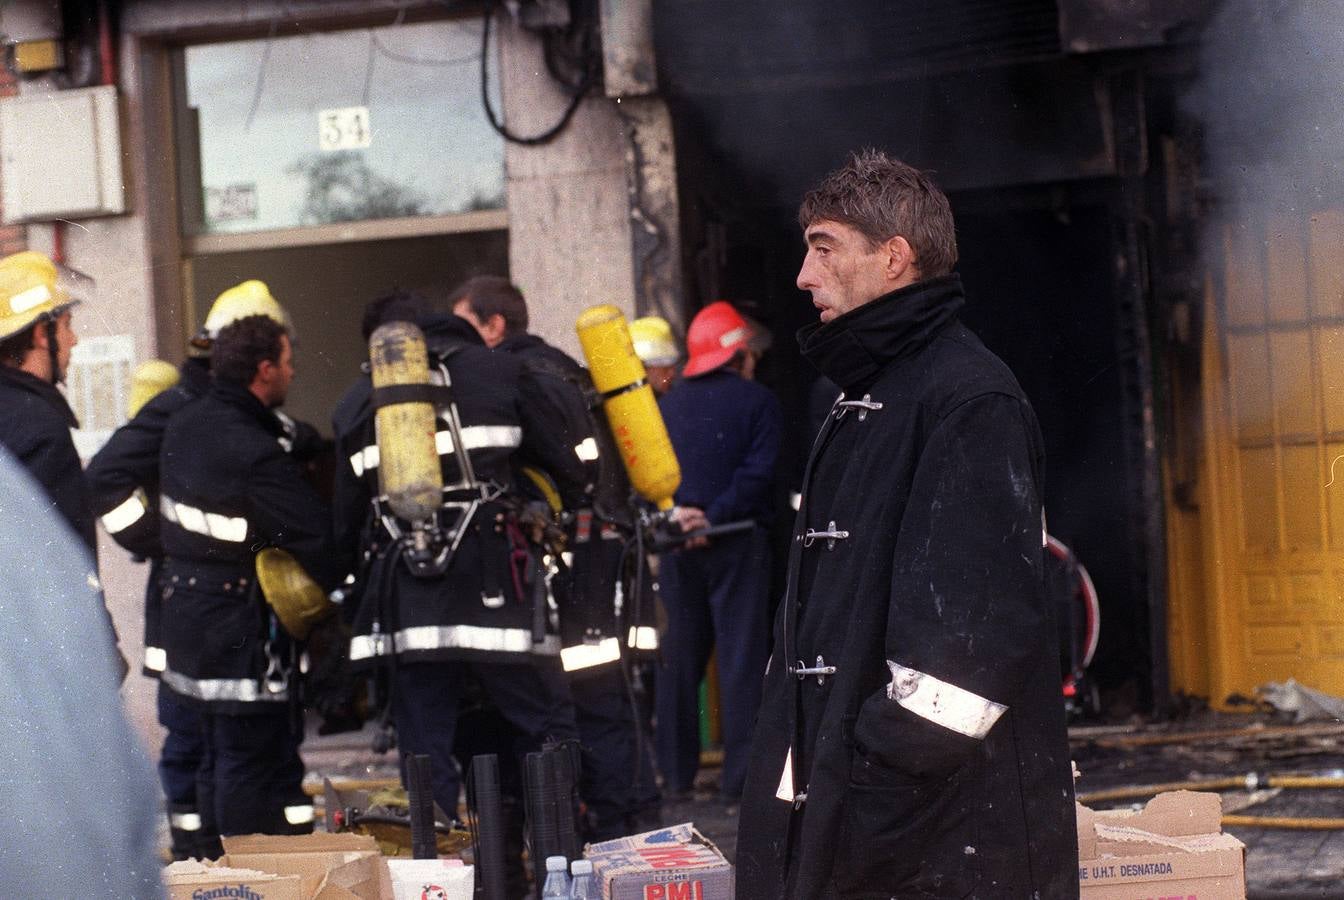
[1195,208,1344,703]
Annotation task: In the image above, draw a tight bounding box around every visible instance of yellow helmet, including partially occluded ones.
[0,251,85,341]
[127,359,180,418]
[255,548,333,640]
[191,279,288,355]
[629,316,680,367]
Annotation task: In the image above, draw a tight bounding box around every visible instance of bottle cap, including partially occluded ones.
[571,859,593,875]
[546,855,568,872]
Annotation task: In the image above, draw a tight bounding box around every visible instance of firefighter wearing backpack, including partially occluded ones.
[332,288,587,822]
[453,276,660,839]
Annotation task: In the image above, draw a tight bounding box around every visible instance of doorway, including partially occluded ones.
[184,229,508,434]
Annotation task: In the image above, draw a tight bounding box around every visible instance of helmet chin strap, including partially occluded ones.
[45,318,59,385]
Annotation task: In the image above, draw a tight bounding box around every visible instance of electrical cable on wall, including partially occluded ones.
[479,0,595,146]
[243,17,279,133]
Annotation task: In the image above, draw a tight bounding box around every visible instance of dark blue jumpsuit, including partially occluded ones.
[656,367,781,799]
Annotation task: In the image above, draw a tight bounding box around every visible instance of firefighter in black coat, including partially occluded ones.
[159,313,340,845]
[736,152,1077,898]
[0,251,95,554]
[332,306,587,820]
[0,252,125,672]
[453,276,660,839]
[86,280,302,859]
[88,352,210,857]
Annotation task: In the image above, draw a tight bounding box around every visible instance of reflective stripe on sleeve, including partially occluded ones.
[349,624,559,660]
[144,646,167,673]
[348,445,378,477]
[560,637,621,672]
[160,495,249,543]
[161,668,287,704]
[349,425,523,476]
[100,490,148,534]
[885,660,1006,740]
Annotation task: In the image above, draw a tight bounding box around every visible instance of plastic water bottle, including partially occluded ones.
[541,855,571,898]
[569,858,598,899]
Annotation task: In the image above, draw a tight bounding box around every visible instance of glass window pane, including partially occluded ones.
[179,18,503,235]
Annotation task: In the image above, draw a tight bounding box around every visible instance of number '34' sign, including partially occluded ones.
[318,106,372,151]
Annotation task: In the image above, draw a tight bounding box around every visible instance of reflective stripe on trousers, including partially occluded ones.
[349,624,560,660]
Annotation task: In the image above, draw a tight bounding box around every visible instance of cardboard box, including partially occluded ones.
[386,859,472,900]
[166,833,392,900]
[1077,790,1246,899]
[587,823,734,900]
[165,860,304,900]
[220,833,389,900]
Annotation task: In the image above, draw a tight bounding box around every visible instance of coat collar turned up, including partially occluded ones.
[209,379,283,437]
[0,364,78,427]
[419,313,486,354]
[798,274,965,394]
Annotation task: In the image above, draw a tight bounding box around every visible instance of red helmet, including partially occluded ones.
[682,301,751,378]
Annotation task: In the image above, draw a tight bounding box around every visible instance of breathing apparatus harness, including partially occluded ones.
[362,326,562,754]
[370,353,505,580]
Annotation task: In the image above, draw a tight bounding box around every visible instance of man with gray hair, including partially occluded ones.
[736,150,1077,898]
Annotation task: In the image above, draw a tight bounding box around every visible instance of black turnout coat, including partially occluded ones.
[87,357,210,677]
[0,365,96,553]
[736,276,1077,899]
[497,332,642,674]
[158,380,339,715]
[331,315,587,668]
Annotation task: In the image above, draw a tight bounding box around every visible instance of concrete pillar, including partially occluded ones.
[498,14,683,358]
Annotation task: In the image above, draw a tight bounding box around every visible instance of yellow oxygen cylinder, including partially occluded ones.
[575,304,681,510]
[368,321,442,522]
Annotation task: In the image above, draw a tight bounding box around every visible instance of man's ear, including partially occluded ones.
[884,236,919,284]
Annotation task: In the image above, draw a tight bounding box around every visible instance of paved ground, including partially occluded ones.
[302,714,1344,897]
[299,724,742,856]
[138,708,1344,896]
[1071,713,1344,898]
[301,713,1344,897]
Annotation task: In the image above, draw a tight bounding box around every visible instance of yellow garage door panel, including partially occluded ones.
[1181,208,1344,705]
[1241,573,1283,624]
[1246,624,1307,657]
[1281,448,1324,553]
[1316,626,1344,658]
[1226,335,1272,442]
[1265,213,1309,324]
[1270,332,1316,436]
[1237,448,1279,553]
[1308,210,1344,318]
[1287,572,1328,619]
